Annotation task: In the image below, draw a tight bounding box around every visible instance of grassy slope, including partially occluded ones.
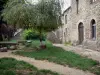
[0,58,59,75]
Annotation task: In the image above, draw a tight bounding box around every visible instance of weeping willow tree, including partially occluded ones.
[2,0,62,47]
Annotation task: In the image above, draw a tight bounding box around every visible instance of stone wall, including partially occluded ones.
[62,0,100,51]
[47,28,63,43]
[62,7,72,43]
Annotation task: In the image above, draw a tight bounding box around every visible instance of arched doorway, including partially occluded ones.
[91,19,96,40]
[78,22,84,44]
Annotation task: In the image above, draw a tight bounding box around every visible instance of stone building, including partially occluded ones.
[62,0,100,51]
[62,6,72,43]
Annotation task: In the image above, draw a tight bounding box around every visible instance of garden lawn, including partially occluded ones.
[0,57,59,75]
[14,44,100,75]
[31,40,52,47]
[23,40,52,50]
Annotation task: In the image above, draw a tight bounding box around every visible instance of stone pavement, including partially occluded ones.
[0,51,94,75]
[54,44,100,62]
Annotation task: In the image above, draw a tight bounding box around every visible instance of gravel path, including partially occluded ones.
[0,51,94,75]
[54,44,100,62]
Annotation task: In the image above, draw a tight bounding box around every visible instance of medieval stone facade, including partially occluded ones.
[62,0,100,51]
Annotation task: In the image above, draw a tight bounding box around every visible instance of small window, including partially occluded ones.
[91,19,96,40]
[65,28,67,35]
[65,15,67,24]
[76,0,79,14]
[64,32,66,38]
[90,0,96,3]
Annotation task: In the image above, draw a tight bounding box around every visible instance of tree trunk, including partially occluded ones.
[0,34,3,41]
[39,29,46,49]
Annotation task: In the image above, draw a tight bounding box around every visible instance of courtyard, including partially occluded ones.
[0,0,100,75]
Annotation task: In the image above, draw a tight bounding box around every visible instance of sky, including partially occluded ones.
[27,0,71,12]
[26,0,38,4]
[61,0,71,12]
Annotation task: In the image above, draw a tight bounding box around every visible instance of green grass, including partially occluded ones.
[32,40,52,47]
[64,41,72,46]
[0,58,59,75]
[14,45,100,75]
[23,40,52,50]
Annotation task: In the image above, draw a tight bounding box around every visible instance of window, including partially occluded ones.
[65,15,67,24]
[65,28,67,35]
[91,19,96,40]
[64,32,66,38]
[76,0,79,14]
[90,0,97,3]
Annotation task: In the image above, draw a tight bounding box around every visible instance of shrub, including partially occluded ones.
[22,29,46,40]
[65,41,72,46]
